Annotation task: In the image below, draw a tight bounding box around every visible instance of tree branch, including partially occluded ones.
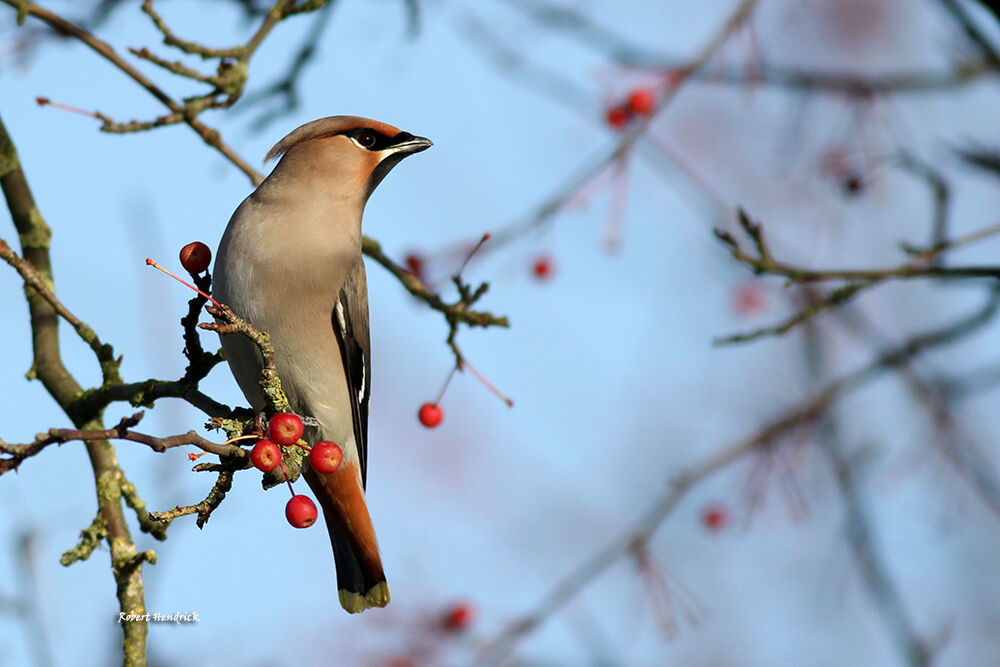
[481,286,999,662]
[0,110,149,666]
[1,0,263,184]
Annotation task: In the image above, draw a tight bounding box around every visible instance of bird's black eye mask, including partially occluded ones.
[341,128,420,152]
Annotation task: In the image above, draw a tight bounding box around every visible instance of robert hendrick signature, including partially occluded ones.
[118,612,199,623]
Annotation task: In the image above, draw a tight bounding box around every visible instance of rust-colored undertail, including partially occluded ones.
[303,461,388,613]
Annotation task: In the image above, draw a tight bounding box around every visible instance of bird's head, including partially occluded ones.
[263,115,432,199]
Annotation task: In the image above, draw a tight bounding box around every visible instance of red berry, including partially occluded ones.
[404,253,426,282]
[701,503,728,532]
[532,256,553,280]
[310,441,343,474]
[418,403,443,428]
[733,283,765,317]
[385,659,418,667]
[250,439,282,473]
[441,602,475,632]
[842,175,864,196]
[627,87,655,115]
[605,105,630,128]
[179,241,212,275]
[268,413,304,446]
[285,494,318,529]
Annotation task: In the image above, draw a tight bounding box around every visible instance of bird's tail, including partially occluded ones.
[303,465,389,613]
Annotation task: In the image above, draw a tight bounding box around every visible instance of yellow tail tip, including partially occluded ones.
[339,581,390,613]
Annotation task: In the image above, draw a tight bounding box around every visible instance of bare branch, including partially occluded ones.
[0,411,248,475]
[471,0,762,256]
[719,209,1000,283]
[148,468,236,529]
[934,0,1000,67]
[0,238,121,385]
[362,236,510,333]
[1,0,263,184]
[481,287,1000,662]
[0,112,149,663]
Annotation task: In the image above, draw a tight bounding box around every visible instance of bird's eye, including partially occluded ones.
[358,130,377,148]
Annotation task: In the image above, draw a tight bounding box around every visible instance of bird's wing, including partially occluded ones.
[331,258,371,488]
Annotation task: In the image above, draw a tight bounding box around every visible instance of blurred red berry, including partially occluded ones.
[733,283,765,317]
[285,494,318,529]
[532,256,554,280]
[820,147,865,197]
[310,441,343,474]
[701,503,728,532]
[605,105,630,128]
[404,252,426,281]
[418,403,443,428]
[627,87,655,115]
[441,601,475,632]
[842,175,864,196]
[268,413,304,446]
[384,659,418,667]
[179,241,212,275]
[250,439,281,473]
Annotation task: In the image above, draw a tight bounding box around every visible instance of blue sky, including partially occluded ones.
[3,1,1000,665]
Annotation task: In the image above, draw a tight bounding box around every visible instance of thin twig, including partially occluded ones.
[362,236,509,331]
[477,0,761,254]
[0,411,248,475]
[1,0,263,184]
[480,288,999,662]
[804,323,931,667]
[0,238,121,384]
[717,209,1000,282]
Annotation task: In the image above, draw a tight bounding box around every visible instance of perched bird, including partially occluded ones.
[213,116,432,613]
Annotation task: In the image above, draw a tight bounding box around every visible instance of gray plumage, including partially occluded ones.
[213,115,431,612]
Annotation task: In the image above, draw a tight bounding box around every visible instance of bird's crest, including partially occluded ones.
[264,116,402,164]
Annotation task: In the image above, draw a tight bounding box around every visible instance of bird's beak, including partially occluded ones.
[388,133,433,155]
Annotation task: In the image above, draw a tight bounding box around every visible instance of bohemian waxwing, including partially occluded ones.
[212,116,432,613]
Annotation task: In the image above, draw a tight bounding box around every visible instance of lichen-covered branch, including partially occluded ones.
[0,237,122,386]
[0,111,149,666]
[201,301,290,414]
[59,514,109,566]
[148,468,236,529]
[0,411,249,475]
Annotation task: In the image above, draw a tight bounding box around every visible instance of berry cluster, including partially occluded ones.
[248,412,345,529]
[605,87,656,129]
[161,245,356,528]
